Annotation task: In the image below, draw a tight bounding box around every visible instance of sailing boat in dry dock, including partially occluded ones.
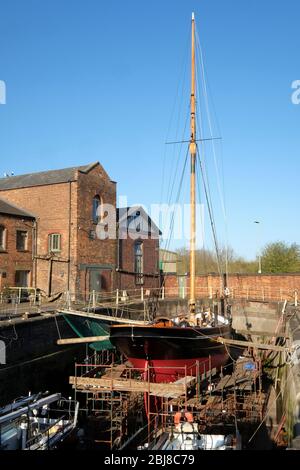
[110,13,231,383]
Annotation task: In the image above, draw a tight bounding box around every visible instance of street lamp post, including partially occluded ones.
[254,221,262,274]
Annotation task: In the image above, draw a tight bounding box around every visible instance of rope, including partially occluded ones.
[160,148,189,279]
[161,28,190,219]
[54,314,62,340]
[195,105,223,280]
[194,23,229,284]
[247,356,295,445]
[196,151,223,282]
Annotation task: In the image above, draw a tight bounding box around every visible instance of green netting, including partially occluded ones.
[62,315,115,351]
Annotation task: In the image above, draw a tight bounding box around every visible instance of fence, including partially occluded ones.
[0,282,298,321]
[0,287,42,305]
[59,285,299,311]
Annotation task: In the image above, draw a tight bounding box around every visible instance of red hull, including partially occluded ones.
[128,353,228,383]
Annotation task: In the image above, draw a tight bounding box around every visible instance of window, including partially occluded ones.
[134,241,143,285]
[48,233,61,253]
[16,230,28,251]
[92,195,104,224]
[15,270,30,287]
[92,196,100,223]
[0,226,6,251]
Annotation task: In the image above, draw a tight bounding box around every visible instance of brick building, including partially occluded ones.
[159,249,178,274]
[0,198,35,290]
[0,162,116,296]
[0,164,161,297]
[116,206,161,291]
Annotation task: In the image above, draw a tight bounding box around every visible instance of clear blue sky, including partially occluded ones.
[0,0,299,259]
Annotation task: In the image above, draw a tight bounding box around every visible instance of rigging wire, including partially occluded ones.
[195,63,224,282]
[162,32,190,208]
[195,152,208,274]
[159,16,229,295]
[195,27,227,222]
[161,148,189,259]
[196,23,228,279]
[165,109,189,211]
[196,149,223,282]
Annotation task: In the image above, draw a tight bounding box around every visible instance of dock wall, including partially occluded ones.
[164,273,300,302]
[0,315,85,404]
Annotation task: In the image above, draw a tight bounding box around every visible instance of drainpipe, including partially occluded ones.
[67,181,72,292]
[33,219,38,288]
[47,257,53,297]
[116,221,120,290]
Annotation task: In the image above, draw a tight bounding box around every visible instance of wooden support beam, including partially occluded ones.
[57,336,109,345]
[58,308,148,325]
[236,329,289,339]
[216,336,290,353]
[69,375,196,398]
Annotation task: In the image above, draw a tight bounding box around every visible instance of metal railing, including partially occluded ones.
[0,287,42,305]
[0,283,298,322]
[58,285,299,310]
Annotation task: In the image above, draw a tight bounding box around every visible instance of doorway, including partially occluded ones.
[89,269,102,293]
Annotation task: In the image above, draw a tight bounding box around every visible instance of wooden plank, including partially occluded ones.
[69,375,196,398]
[200,367,217,381]
[215,375,232,390]
[69,376,191,398]
[236,329,288,338]
[172,376,196,386]
[57,336,109,345]
[102,364,126,379]
[59,308,148,325]
[216,336,290,353]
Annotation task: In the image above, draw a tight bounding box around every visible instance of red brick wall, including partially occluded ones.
[118,238,160,291]
[164,273,300,301]
[0,214,34,289]
[0,164,160,297]
[0,182,76,294]
[76,165,117,294]
[0,164,117,296]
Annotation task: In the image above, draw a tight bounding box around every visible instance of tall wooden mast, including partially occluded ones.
[189,12,196,316]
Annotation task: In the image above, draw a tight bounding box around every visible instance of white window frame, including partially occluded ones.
[48,233,61,253]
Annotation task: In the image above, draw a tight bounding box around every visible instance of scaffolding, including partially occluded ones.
[70,352,267,450]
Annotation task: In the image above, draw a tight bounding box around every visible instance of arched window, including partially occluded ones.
[92,195,100,223]
[92,195,104,224]
[134,241,143,285]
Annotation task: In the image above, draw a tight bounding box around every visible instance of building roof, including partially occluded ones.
[159,248,178,256]
[117,206,162,236]
[0,197,35,219]
[0,162,103,190]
